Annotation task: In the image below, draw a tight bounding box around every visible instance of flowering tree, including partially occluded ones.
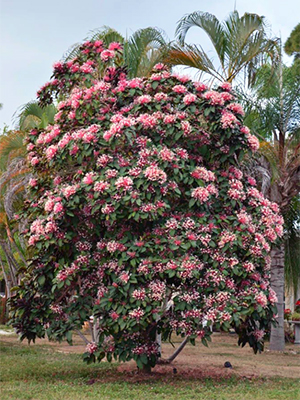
[10,39,284,371]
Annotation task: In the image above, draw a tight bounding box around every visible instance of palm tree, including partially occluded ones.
[65,26,169,79]
[0,100,57,299]
[242,54,300,351]
[0,129,29,299]
[284,23,300,62]
[166,11,278,85]
[15,101,56,131]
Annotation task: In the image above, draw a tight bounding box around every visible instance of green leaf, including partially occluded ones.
[38,275,46,286]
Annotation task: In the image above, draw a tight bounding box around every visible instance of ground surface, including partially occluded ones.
[1,330,299,399]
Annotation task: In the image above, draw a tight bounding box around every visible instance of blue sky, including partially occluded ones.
[0,0,299,128]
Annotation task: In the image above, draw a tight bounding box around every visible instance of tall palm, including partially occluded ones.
[167,11,278,85]
[242,55,300,351]
[65,26,169,79]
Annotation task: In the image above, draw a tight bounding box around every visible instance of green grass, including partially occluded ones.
[0,324,14,332]
[0,340,299,400]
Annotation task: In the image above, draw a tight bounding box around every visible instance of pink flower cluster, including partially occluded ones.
[144,165,167,183]
[191,187,210,203]
[221,110,238,129]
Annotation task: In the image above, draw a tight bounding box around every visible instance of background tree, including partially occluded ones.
[0,100,56,302]
[284,23,300,62]
[0,128,29,299]
[241,53,300,350]
[10,39,283,372]
[166,11,278,86]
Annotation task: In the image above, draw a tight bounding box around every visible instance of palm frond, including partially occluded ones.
[15,101,56,131]
[126,27,169,78]
[176,11,226,69]
[166,43,223,81]
[87,26,125,46]
[0,131,26,171]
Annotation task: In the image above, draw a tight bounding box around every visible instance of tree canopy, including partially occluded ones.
[10,39,284,371]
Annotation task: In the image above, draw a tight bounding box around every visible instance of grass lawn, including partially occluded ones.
[1,338,299,400]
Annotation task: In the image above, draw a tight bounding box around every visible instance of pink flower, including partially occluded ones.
[27,143,35,151]
[227,103,245,115]
[44,199,55,212]
[237,211,251,225]
[132,288,146,300]
[62,185,78,199]
[247,177,257,186]
[135,95,152,104]
[252,329,264,341]
[29,178,38,187]
[183,93,197,105]
[82,172,95,185]
[127,78,144,89]
[110,311,120,320]
[148,280,166,301]
[153,63,165,71]
[30,157,40,166]
[68,111,76,120]
[101,204,114,214]
[94,40,103,48]
[172,85,187,94]
[191,167,215,182]
[240,126,250,135]
[94,181,110,192]
[119,271,130,283]
[154,92,169,102]
[100,50,115,61]
[137,113,157,129]
[181,121,191,135]
[219,231,236,248]
[247,134,260,151]
[219,82,232,91]
[243,262,255,273]
[45,221,58,233]
[268,288,278,304]
[129,307,144,320]
[106,241,119,253]
[80,62,93,74]
[220,111,238,129]
[220,92,233,102]
[255,292,268,308]
[53,202,63,213]
[53,176,62,185]
[108,42,122,51]
[194,82,207,92]
[144,165,167,183]
[191,187,210,203]
[53,61,63,71]
[204,91,224,106]
[86,342,98,354]
[115,176,133,191]
[159,147,175,162]
[163,114,176,124]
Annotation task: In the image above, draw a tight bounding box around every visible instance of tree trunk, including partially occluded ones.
[269,244,285,351]
[167,337,189,362]
[140,364,151,373]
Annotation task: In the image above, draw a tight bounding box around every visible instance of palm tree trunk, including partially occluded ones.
[269,244,285,351]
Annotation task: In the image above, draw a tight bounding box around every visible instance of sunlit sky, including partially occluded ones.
[0,0,299,128]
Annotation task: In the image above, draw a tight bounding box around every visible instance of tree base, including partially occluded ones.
[138,364,152,374]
